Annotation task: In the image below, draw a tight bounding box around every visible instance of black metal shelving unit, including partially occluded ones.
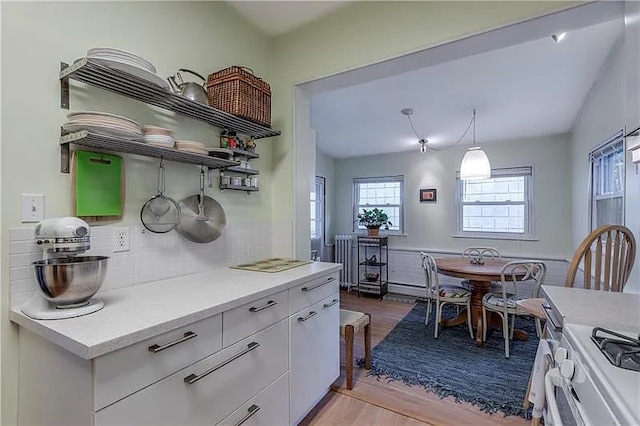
[357,236,389,299]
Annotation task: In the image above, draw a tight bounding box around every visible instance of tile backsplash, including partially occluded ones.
[9,222,274,308]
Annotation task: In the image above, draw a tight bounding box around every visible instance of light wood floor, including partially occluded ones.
[300,290,529,426]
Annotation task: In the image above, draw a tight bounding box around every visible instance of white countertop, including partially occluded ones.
[542,286,640,332]
[10,262,342,360]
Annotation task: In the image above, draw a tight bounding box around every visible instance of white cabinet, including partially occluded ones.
[289,292,340,425]
[94,313,223,410]
[16,268,340,426]
[217,372,290,426]
[95,319,288,426]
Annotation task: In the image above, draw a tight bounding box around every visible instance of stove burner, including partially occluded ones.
[591,327,640,372]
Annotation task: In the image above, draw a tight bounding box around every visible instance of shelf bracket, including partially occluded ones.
[60,143,70,174]
[60,62,70,109]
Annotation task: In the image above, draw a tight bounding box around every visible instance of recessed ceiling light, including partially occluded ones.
[552,33,566,43]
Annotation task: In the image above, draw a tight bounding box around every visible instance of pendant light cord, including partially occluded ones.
[405,109,475,152]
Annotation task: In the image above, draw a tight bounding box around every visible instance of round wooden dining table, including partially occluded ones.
[434,257,528,346]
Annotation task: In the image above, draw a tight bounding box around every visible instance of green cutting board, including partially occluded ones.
[74,150,124,217]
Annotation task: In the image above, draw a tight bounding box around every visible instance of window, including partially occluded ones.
[310,177,325,239]
[353,176,404,233]
[590,134,624,230]
[455,167,533,239]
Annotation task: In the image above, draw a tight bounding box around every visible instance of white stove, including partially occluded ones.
[560,324,640,425]
[539,286,640,426]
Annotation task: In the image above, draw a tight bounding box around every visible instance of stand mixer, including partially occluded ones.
[20,217,109,320]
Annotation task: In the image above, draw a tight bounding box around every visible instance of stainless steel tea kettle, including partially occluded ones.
[167,69,209,105]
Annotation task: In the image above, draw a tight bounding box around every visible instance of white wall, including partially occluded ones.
[271,1,576,259]
[568,30,640,294]
[570,35,625,251]
[333,134,572,258]
[1,2,273,423]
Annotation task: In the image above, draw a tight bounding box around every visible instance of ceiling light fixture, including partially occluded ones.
[459,109,491,180]
[401,107,491,180]
[551,32,566,43]
[401,108,472,153]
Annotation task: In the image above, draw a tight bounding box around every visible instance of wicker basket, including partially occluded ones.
[206,66,271,127]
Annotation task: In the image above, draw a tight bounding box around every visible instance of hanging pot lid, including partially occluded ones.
[175,168,226,243]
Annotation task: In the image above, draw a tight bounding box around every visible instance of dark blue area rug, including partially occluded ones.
[357,303,538,419]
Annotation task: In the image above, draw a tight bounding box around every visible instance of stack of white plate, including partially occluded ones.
[142,125,175,148]
[63,111,142,139]
[86,47,169,90]
[175,140,208,155]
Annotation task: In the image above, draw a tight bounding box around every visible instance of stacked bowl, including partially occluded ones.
[175,140,208,155]
[142,125,175,148]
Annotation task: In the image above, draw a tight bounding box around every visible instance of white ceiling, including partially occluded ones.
[310,19,624,159]
[226,1,352,36]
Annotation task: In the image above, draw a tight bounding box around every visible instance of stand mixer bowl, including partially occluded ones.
[33,256,109,307]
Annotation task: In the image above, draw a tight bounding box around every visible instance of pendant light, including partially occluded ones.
[459,109,491,180]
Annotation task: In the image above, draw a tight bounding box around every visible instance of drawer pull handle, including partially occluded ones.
[542,305,562,332]
[323,299,339,308]
[234,404,261,426]
[249,300,277,312]
[148,331,197,353]
[183,342,260,385]
[302,277,335,292]
[298,311,318,322]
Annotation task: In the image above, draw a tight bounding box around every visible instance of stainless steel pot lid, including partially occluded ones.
[176,168,226,243]
[140,160,181,233]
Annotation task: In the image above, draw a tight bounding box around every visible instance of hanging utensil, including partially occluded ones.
[176,167,226,243]
[140,160,181,233]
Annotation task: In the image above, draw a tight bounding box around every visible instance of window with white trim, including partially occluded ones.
[353,176,404,233]
[590,134,624,230]
[455,167,533,239]
[310,177,324,239]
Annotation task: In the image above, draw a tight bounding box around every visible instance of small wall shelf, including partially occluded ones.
[60,59,280,140]
[219,184,259,192]
[60,130,238,173]
[225,166,259,175]
[219,148,260,194]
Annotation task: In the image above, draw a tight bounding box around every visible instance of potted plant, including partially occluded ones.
[357,208,392,237]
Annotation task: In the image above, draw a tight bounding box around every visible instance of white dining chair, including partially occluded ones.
[481,260,546,358]
[421,252,473,339]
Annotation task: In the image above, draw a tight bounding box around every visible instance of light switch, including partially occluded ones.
[21,193,45,223]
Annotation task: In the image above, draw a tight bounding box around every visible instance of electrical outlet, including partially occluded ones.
[113,227,130,253]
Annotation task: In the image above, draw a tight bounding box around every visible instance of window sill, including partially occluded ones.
[353,232,407,237]
[451,233,538,241]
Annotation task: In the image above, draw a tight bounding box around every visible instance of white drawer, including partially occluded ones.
[216,372,290,426]
[94,318,289,426]
[289,272,339,314]
[223,289,289,347]
[93,314,222,410]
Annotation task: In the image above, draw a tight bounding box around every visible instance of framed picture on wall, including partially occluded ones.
[420,188,437,203]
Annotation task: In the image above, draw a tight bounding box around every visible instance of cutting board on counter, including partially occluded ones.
[230,258,312,273]
[72,150,125,222]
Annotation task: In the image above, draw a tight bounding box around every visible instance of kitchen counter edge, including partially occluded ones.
[10,262,342,360]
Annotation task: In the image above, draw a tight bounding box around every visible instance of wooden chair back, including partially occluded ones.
[565,225,636,292]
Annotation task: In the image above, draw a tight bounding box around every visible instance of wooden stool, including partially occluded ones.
[339,309,371,390]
